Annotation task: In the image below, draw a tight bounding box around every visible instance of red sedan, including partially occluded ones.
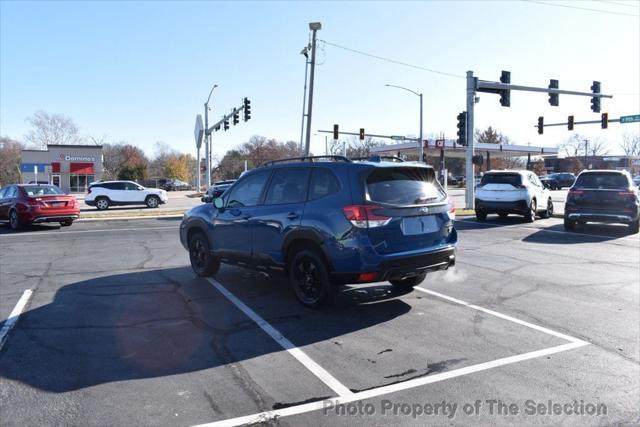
[0,184,80,230]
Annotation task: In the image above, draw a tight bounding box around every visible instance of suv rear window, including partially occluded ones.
[366,167,444,206]
[480,173,522,187]
[574,173,629,190]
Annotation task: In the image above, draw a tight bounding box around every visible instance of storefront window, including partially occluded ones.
[70,174,94,192]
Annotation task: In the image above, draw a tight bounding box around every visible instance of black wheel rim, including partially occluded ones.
[10,211,17,228]
[190,238,207,270]
[293,256,322,304]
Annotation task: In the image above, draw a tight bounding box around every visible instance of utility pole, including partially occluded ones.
[304,22,322,156]
[584,139,589,169]
[385,84,423,162]
[299,46,310,154]
[465,71,476,210]
[204,84,218,188]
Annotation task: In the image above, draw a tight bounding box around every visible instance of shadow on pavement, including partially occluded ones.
[523,223,634,244]
[0,267,410,392]
[0,223,62,235]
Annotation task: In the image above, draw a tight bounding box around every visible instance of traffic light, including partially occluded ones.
[243,97,251,121]
[499,70,511,107]
[568,115,574,131]
[548,79,559,106]
[590,81,601,113]
[456,112,467,145]
[601,112,608,129]
[333,124,339,140]
[359,128,365,141]
[233,109,239,126]
[537,116,544,135]
[223,119,229,131]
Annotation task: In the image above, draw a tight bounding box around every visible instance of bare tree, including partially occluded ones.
[25,111,82,149]
[620,133,640,156]
[328,136,383,158]
[587,137,609,156]
[558,134,587,157]
[0,137,24,186]
[475,126,511,145]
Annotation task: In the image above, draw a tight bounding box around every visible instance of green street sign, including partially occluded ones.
[620,114,640,124]
[391,135,405,140]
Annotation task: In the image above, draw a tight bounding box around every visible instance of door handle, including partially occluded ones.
[286,212,299,220]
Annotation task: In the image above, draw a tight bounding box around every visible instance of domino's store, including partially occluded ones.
[21,144,104,193]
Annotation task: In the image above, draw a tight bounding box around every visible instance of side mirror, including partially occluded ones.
[213,197,224,209]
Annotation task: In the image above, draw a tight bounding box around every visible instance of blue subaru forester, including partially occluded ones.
[180,156,457,307]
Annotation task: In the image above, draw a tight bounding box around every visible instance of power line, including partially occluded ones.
[522,0,640,17]
[596,0,640,9]
[319,39,466,79]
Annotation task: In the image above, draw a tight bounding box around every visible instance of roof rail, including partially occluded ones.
[351,155,405,163]
[260,155,352,167]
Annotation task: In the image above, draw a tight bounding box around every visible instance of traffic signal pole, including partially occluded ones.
[304,22,322,156]
[465,71,476,210]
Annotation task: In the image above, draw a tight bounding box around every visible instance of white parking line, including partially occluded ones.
[195,284,589,426]
[194,341,587,427]
[206,278,353,397]
[0,226,178,237]
[0,289,33,350]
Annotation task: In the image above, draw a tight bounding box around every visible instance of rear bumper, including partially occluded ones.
[565,212,638,224]
[32,214,80,223]
[475,199,528,213]
[331,246,456,284]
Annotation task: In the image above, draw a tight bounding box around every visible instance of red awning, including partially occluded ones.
[70,162,94,174]
[52,162,60,173]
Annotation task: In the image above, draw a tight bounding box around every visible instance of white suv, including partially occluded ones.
[475,170,553,222]
[86,181,168,210]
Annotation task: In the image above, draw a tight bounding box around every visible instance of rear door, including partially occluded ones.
[571,173,633,211]
[251,167,309,267]
[476,173,526,202]
[363,166,451,255]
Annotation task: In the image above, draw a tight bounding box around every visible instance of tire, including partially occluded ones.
[60,219,73,227]
[390,272,427,290]
[146,195,160,208]
[9,209,23,231]
[540,198,554,219]
[498,212,509,219]
[629,220,639,234]
[564,217,576,231]
[95,197,110,210]
[288,248,336,308]
[524,199,536,223]
[188,232,220,277]
[476,209,487,221]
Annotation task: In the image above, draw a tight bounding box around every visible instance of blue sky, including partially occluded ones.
[1,0,639,158]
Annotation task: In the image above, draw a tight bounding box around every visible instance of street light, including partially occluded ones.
[204,84,218,188]
[385,84,423,162]
[299,46,310,154]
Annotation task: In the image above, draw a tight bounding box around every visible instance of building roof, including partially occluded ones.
[46,144,103,149]
[371,139,558,158]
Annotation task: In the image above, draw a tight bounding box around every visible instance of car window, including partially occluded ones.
[308,168,340,200]
[574,173,629,190]
[480,173,522,186]
[124,182,139,190]
[0,187,6,199]
[5,186,17,198]
[107,182,126,190]
[226,171,270,208]
[366,167,445,205]
[22,185,65,196]
[264,168,309,205]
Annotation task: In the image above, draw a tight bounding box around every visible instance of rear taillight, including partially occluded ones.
[618,190,636,198]
[342,204,391,228]
[27,198,44,207]
[568,189,584,198]
[356,272,378,282]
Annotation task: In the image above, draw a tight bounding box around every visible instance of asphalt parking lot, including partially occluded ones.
[0,217,638,426]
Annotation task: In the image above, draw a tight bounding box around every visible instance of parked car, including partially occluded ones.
[163,179,192,191]
[201,180,236,203]
[181,156,457,307]
[546,172,576,189]
[564,170,639,234]
[0,184,80,230]
[539,175,560,190]
[85,181,168,210]
[475,170,553,222]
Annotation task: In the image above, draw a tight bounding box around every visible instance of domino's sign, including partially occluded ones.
[59,154,96,162]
